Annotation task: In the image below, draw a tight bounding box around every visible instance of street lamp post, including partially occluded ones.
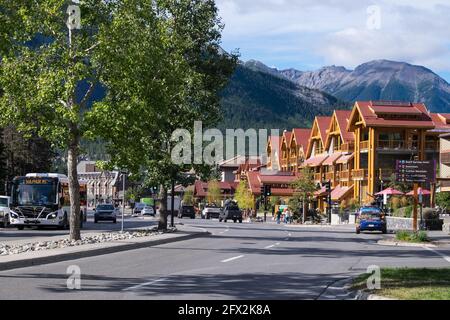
[121,171,127,233]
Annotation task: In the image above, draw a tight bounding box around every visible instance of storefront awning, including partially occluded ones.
[303,155,328,167]
[323,153,342,166]
[331,185,354,201]
[336,153,354,164]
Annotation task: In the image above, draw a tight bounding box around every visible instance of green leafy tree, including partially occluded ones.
[0,0,236,237]
[386,173,409,193]
[89,0,237,230]
[436,192,450,210]
[182,189,194,206]
[291,168,318,223]
[234,180,253,210]
[207,180,221,205]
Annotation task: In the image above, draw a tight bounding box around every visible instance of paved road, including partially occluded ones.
[0,219,449,299]
[0,212,158,242]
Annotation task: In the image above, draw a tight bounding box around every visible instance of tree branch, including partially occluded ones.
[80,81,97,110]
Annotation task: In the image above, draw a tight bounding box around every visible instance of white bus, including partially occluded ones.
[9,173,87,230]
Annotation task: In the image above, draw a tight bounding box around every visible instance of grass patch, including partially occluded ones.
[353,268,450,300]
[395,230,429,243]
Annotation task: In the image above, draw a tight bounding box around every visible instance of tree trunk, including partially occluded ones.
[170,179,175,228]
[158,185,168,231]
[302,196,307,224]
[68,142,81,241]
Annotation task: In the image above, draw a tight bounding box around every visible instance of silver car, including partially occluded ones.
[142,206,155,216]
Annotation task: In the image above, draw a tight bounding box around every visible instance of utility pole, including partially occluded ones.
[413,183,418,232]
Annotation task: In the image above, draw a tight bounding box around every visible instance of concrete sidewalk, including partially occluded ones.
[0,225,209,271]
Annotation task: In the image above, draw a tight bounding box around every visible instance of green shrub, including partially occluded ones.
[396,230,411,241]
[410,231,429,243]
[396,230,429,243]
[404,206,413,218]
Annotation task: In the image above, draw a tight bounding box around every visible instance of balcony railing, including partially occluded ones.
[314,173,322,182]
[281,159,288,167]
[340,142,355,153]
[352,169,368,181]
[360,141,369,150]
[340,170,351,181]
[325,172,334,181]
[378,140,405,150]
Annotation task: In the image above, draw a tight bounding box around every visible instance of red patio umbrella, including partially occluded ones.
[406,188,431,196]
[375,187,404,196]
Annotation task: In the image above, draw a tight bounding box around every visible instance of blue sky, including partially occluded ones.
[216,0,450,82]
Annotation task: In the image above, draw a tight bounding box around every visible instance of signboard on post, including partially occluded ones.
[396,160,436,184]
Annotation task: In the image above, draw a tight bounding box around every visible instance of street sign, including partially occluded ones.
[396,160,436,183]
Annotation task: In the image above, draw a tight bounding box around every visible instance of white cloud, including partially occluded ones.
[216,0,450,73]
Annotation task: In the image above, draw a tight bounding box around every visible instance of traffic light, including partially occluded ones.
[265,185,272,197]
[325,181,332,193]
[260,185,265,199]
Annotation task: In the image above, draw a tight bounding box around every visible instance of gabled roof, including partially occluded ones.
[267,135,282,169]
[325,110,353,150]
[290,128,311,151]
[194,181,238,197]
[347,101,435,131]
[429,113,450,133]
[306,116,332,158]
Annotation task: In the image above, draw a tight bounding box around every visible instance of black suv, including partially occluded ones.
[178,205,196,219]
[219,202,242,223]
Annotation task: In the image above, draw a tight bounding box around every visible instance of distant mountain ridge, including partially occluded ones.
[278,59,450,113]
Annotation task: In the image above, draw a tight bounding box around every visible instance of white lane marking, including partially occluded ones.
[288,233,292,237]
[221,255,244,263]
[123,278,167,291]
[424,246,450,263]
[264,242,280,249]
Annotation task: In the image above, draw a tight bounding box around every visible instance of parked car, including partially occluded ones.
[356,206,387,234]
[133,202,146,215]
[142,206,155,217]
[0,196,10,228]
[94,204,117,223]
[219,201,243,223]
[202,204,221,219]
[178,205,196,219]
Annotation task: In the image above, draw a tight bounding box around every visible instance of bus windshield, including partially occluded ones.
[12,178,57,206]
[0,198,8,207]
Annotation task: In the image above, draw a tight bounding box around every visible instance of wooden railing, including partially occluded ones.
[340,142,355,153]
[360,141,369,150]
[340,170,351,181]
[352,169,368,180]
[314,173,322,182]
[325,172,334,181]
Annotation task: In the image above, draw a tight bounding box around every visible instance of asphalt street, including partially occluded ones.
[0,212,158,242]
[0,219,449,299]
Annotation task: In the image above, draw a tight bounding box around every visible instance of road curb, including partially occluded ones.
[0,229,210,272]
[377,239,437,248]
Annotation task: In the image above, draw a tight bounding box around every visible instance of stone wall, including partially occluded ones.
[387,216,444,231]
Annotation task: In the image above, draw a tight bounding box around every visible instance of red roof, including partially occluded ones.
[331,185,354,201]
[290,128,311,150]
[336,153,354,164]
[259,174,297,184]
[430,113,450,132]
[317,116,332,143]
[334,110,354,143]
[247,171,261,195]
[323,153,342,166]
[303,154,328,167]
[348,101,435,130]
[194,181,237,197]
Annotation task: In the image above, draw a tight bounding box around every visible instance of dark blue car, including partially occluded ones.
[356,206,387,234]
